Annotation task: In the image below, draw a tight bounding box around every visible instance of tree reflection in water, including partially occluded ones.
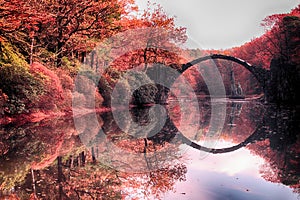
[0,102,299,199]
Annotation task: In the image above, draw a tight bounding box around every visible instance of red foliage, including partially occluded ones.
[111,4,186,70]
[0,0,136,67]
[30,62,63,110]
[232,6,300,68]
[0,194,20,200]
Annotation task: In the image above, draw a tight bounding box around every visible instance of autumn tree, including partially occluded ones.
[137,4,187,70]
[110,4,187,71]
[118,163,187,199]
[232,5,300,68]
[91,4,188,106]
[0,0,136,67]
[0,1,36,65]
[259,5,299,63]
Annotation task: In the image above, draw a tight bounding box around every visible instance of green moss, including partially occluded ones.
[0,162,30,191]
[61,56,81,77]
[0,41,44,114]
[0,41,27,67]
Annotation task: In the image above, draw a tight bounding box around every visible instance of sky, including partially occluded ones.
[135,0,299,49]
[163,145,299,200]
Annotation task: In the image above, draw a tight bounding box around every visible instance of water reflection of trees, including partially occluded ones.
[0,102,299,198]
[0,107,187,199]
[95,107,184,172]
[0,118,79,191]
[167,100,299,193]
[249,106,300,192]
[183,103,300,192]
[4,152,186,199]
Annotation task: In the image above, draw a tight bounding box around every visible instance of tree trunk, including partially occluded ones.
[90,51,95,69]
[81,52,86,63]
[31,169,37,198]
[57,156,63,200]
[91,147,96,163]
[56,41,63,67]
[30,37,34,65]
[80,152,86,166]
[230,70,237,96]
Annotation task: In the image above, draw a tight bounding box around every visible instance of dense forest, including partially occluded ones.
[0,1,299,124]
[0,1,300,199]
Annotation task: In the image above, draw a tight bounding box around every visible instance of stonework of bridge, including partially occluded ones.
[179,54,270,93]
[178,125,269,154]
[120,53,296,106]
[176,105,297,154]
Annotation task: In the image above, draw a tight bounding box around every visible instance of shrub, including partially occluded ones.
[0,89,8,115]
[30,62,64,111]
[0,42,44,114]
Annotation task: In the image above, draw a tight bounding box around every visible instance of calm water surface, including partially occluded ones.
[0,98,299,200]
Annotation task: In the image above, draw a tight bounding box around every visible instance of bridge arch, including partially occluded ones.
[179,54,268,91]
[177,125,268,154]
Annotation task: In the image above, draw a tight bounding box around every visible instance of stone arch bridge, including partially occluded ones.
[179,54,269,97]
[177,54,298,104]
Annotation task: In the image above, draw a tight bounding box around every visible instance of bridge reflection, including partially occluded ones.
[0,101,299,198]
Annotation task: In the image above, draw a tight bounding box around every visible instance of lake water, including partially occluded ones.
[0,98,299,200]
